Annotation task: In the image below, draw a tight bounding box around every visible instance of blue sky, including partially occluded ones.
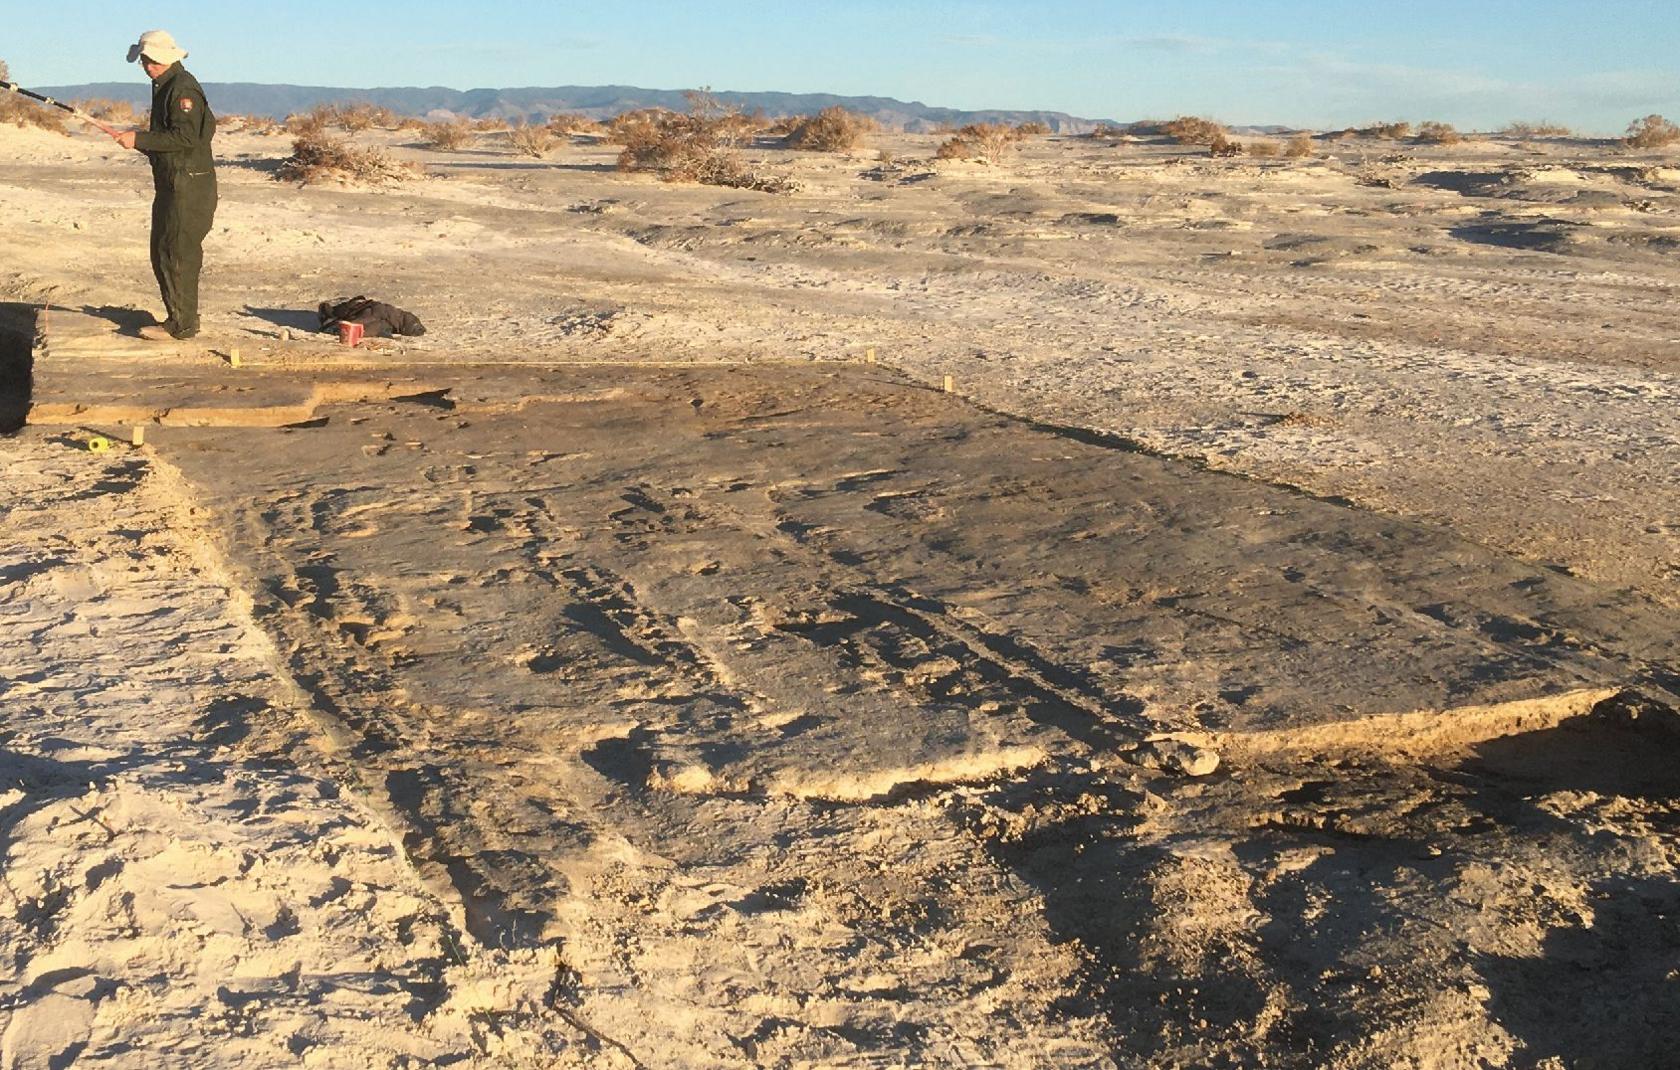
[9,1,1679,132]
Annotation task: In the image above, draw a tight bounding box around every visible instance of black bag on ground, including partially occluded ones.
[317,296,426,338]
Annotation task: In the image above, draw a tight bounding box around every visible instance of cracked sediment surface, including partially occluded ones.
[138,365,1679,1068]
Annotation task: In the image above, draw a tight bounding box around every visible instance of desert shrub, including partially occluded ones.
[337,103,374,132]
[74,98,137,124]
[508,119,556,157]
[769,113,805,138]
[615,91,796,193]
[1016,121,1051,137]
[1162,116,1226,145]
[714,109,771,144]
[276,132,418,186]
[1415,121,1462,144]
[0,93,67,133]
[782,106,875,151]
[1209,132,1244,157]
[1085,124,1120,139]
[547,112,605,136]
[1502,120,1573,138]
[220,113,282,135]
[936,123,1023,164]
[935,136,972,160]
[1284,134,1316,158]
[284,105,338,137]
[1124,120,1171,137]
[9,102,67,133]
[0,60,66,133]
[335,103,398,133]
[421,119,473,151]
[1625,114,1680,149]
[1247,140,1279,157]
[472,117,509,132]
[1358,121,1412,139]
[607,108,675,144]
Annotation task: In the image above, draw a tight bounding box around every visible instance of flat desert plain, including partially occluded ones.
[1,120,1678,1069]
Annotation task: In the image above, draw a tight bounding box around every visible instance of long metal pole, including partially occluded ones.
[1,80,121,137]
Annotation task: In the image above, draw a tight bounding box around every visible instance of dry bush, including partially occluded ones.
[607,108,675,144]
[220,113,282,135]
[1015,120,1051,137]
[614,91,796,193]
[547,112,605,136]
[1085,123,1120,139]
[336,103,398,133]
[0,94,67,133]
[1247,140,1280,157]
[284,105,338,137]
[1162,116,1226,145]
[1502,120,1573,138]
[714,109,770,144]
[934,136,972,160]
[608,109,683,167]
[276,132,418,186]
[421,119,473,151]
[0,61,67,133]
[1209,132,1245,157]
[1415,121,1463,144]
[1284,134,1316,158]
[336,104,375,132]
[1625,114,1680,149]
[472,117,509,132]
[74,98,137,124]
[1354,121,1412,139]
[782,107,876,151]
[936,123,1024,164]
[508,119,556,157]
[22,105,65,133]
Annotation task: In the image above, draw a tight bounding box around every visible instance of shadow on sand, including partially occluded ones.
[76,304,157,336]
[241,305,323,333]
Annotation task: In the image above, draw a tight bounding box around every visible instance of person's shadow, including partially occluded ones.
[240,305,324,333]
[76,305,156,337]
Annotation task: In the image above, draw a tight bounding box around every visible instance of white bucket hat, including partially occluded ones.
[126,30,188,67]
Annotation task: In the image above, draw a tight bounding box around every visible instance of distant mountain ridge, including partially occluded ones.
[34,81,1121,134]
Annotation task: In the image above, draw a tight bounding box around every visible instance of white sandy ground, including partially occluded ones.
[2,118,1679,1068]
[0,441,610,1067]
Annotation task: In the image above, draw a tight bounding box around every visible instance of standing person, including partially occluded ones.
[112,31,217,342]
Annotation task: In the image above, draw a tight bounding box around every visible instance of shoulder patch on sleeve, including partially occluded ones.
[180,97,193,112]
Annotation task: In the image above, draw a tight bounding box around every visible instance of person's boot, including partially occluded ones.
[138,320,179,342]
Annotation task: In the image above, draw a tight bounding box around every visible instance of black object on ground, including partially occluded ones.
[317,296,426,339]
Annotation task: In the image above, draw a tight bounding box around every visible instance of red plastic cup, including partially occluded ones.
[338,321,365,347]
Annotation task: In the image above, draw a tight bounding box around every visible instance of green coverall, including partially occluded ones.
[133,63,216,338]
